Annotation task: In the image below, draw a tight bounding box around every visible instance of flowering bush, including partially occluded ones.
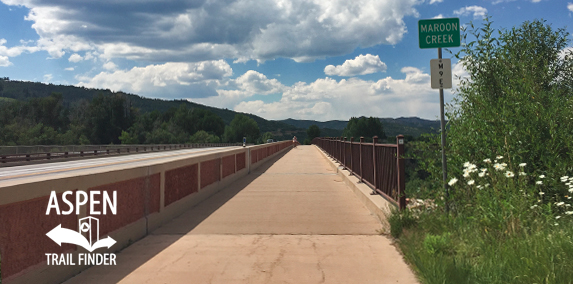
[446,155,573,228]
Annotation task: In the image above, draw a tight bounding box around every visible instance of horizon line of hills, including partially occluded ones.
[0,78,441,144]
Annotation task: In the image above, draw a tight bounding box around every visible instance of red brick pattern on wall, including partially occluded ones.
[222,155,235,178]
[236,152,246,171]
[201,159,220,189]
[0,193,77,280]
[165,164,198,206]
[88,173,160,238]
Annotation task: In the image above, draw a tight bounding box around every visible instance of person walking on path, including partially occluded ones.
[292,136,298,148]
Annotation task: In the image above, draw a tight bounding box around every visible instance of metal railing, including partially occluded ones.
[312,135,406,209]
[0,143,246,166]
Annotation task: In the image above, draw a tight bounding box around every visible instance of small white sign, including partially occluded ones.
[430,58,452,89]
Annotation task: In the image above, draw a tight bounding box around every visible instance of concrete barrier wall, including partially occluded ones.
[0,141,292,284]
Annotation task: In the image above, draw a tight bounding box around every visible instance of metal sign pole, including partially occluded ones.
[438,47,449,212]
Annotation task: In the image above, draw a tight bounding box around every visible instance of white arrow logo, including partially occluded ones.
[46,222,116,252]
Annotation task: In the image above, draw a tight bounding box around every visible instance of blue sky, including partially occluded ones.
[0,0,571,121]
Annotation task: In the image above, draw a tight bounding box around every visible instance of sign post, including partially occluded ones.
[419,18,460,212]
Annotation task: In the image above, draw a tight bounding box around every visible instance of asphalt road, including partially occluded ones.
[0,146,240,184]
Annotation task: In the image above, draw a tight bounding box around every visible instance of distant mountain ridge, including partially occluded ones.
[277,117,441,138]
[0,78,440,140]
[0,79,297,134]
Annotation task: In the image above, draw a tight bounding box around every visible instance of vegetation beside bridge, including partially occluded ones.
[391,18,573,283]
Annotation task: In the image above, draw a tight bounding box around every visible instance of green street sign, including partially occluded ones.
[418,18,460,49]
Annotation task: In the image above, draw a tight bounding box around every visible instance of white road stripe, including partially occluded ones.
[0,147,240,181]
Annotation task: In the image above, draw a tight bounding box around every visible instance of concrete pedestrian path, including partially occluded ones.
[66,145,418,284]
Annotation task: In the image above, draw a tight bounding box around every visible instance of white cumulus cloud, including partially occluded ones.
[324,54,387,76]
[568,3,573,12]
[0,55,11,67]
[209,67,448,120]
[78,60,233,98]
[234,70,284,95]
[68,53,83,62]
[103,61,118,71]
[429,0,443,4]
[1,0,422,63]
[454,6,488,19]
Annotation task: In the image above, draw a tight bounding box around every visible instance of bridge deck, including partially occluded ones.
[65,145,418,284]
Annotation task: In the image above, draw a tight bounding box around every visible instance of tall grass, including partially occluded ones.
[394,18,573,283]
[393,158,573,283]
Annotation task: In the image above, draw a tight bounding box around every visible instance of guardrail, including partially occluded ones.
[312,135,406,209]
[0,143,248,166]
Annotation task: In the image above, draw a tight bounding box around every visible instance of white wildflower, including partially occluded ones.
[561,176,569,181]
[565,211,573,215]
[539,175,546,179]
[481,168,487,172]
[496,155,503,159]
[477,185,483,189]
[519,163,526,167]
[519,172,526,176]
[468,180,475,185]
[463,171,471,178]
[485,183,490,188]
[483,158,491,163]
[505,171,515,178]
[494,163,505,171]
[539,191,545,195]
[478,172,486,177]
[536,181,543,185]
[557,202,565,206]
[530,205,538,209]
[463,162,471,168]
[556,216,561,219]
[448,178,458,186]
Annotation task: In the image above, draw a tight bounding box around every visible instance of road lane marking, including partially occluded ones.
[0,147,235,181]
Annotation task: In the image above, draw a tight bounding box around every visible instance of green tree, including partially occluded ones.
[84,93,135,144]
[342,116,386,141]
[261,132,274,143]
[189,130,221,143]
[26,93,69,131]
[445,18,573,182]
[306,125,321,142]
[223,114,260,143]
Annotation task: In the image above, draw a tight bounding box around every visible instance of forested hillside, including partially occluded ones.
[0,78,440,146]
[0,78,297,134]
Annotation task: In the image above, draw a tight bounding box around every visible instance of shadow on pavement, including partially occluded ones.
[65,148,292,284]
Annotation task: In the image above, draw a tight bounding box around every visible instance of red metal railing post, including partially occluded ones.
[336,137,340,163]
[342,137,347,169]
[334,137,337,162]
[339,137,343,164]
[359,137,364,183]
[396,135,406,210]
[349,137,354,175]
[371,136,378,195]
